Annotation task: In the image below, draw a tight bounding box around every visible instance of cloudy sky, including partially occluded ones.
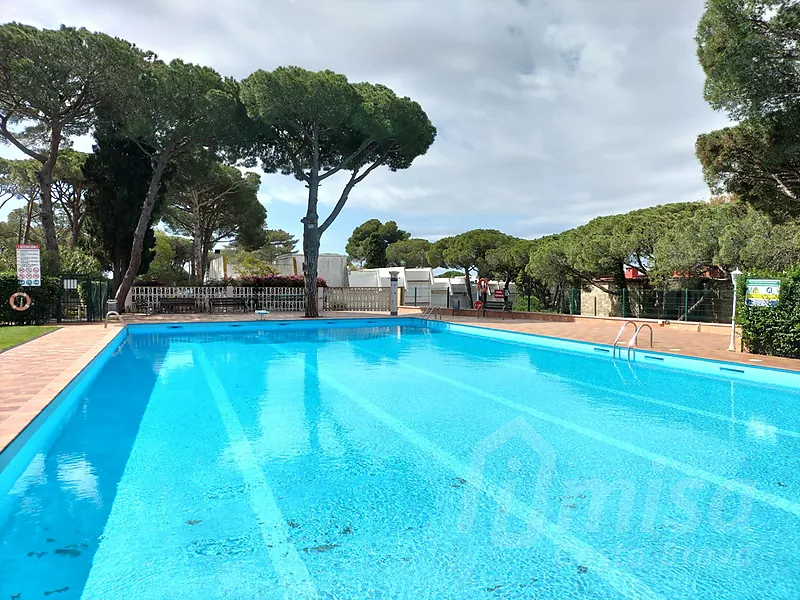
[1,0,728,253]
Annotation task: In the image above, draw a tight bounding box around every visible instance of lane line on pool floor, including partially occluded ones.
[396,334,800,441]
[344,340,800,520]
[267,342,664,600]
[497,359,800,441]
[194,347,319,600]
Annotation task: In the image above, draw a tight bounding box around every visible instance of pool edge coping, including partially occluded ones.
[0,325,125,455]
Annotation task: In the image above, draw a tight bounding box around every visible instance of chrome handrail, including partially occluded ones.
[627,323,654,360]
[612,321,638,358]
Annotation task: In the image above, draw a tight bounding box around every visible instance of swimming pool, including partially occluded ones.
[1,317,799,599]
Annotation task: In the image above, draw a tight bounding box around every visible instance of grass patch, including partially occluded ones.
[0,325,59,352]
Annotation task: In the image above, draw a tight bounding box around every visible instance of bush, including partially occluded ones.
[134,275,329,288]
[737,266,800,358]
[209,275,328,288]
[0,273,60,325]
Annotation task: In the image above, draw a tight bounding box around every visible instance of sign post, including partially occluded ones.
[389,270,399,316]
[15,244,41,287]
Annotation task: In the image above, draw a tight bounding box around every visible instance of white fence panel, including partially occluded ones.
[128,286,391,313]
[130,286,228,313]
[324,287,390,311]
[232,287,306,312]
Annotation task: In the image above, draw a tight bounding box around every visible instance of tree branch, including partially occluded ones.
[0,112,46,162]
[319,139,375,181]
[318,150,391,235]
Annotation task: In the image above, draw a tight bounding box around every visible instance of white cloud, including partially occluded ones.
[1,0,730,250]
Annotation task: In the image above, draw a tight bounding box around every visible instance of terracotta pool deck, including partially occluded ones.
[1,310,798,454]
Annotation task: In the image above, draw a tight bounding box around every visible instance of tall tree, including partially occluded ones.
[82,137,168,290]
[428,229,509,306]
[5,159,41,246]
[111,59,241,305]
[363,232,388,268]
[652,200,800,280]
[0,158,13,213]
[0,23,142,270]
[485,239,529,291]
[346,218,410,264]
[696,0,800,215]
[241,67,436,316]
[164,153,265,283]
[146,232,192,285]
[386,238,431,267]
[52,149,89,248]
[258,229,298,261]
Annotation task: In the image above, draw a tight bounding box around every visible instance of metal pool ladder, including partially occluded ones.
[627,323,654,360]
[421,305,441,320]
[612,321,638,358]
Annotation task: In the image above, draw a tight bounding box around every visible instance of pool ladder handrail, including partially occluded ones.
[627,323,653,360]
[612,321,638,358]
[421,305,441,320]
[104,310,125,328]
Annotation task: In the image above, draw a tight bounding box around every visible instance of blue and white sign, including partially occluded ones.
[745,279,780,307]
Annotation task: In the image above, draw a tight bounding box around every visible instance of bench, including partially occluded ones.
[158,297,197,313]
[209,297,248,313]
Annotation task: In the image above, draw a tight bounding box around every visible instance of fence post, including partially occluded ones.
[446,288,450,308]
[684,288,689,322]
[414,287,417,306]
[622,288,627,319]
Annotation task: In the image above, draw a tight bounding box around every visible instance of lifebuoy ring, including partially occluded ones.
[9,292,32,312]
[474,300,484,310]
[478,278,489,293]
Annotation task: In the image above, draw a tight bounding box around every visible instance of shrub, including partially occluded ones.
[737,266,800,358]
[224,275,327,288]
[0,272,60,325]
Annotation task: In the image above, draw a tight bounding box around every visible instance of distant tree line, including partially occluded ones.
[349,197,800,311]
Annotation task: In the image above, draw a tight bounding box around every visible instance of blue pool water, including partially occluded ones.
[1,318,799,599]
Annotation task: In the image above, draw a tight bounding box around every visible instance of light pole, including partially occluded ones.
[728,268,742,352]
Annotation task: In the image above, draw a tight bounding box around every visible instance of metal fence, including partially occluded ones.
[512,287,734,323]
[56,274,110,323]
[620,287,734,323]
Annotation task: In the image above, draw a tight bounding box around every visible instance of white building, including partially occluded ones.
[207,253,349,287]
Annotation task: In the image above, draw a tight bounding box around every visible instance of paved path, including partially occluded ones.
[0,324,122,451]
[444,316,800,371]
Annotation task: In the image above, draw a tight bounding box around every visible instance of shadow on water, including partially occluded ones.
[0,339,169,599]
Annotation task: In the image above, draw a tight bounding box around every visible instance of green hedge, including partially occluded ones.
[0,273,60,325]
[737,266,800,358]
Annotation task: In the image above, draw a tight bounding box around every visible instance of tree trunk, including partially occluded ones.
[464,267,474,307]
[23,198,34,244]
[201,234,213,284]
[303,129,321,318]
[69,189,81,248]
[192,205,204,284]
[303,222,320,317]
[115,152,171,307]
[36,126,63,272]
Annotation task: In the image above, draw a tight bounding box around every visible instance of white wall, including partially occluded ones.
[206,253,349,287]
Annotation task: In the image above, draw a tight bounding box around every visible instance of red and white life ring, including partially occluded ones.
[478,278,489,293]
[9,292,32,312]
[474,300,484,310]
